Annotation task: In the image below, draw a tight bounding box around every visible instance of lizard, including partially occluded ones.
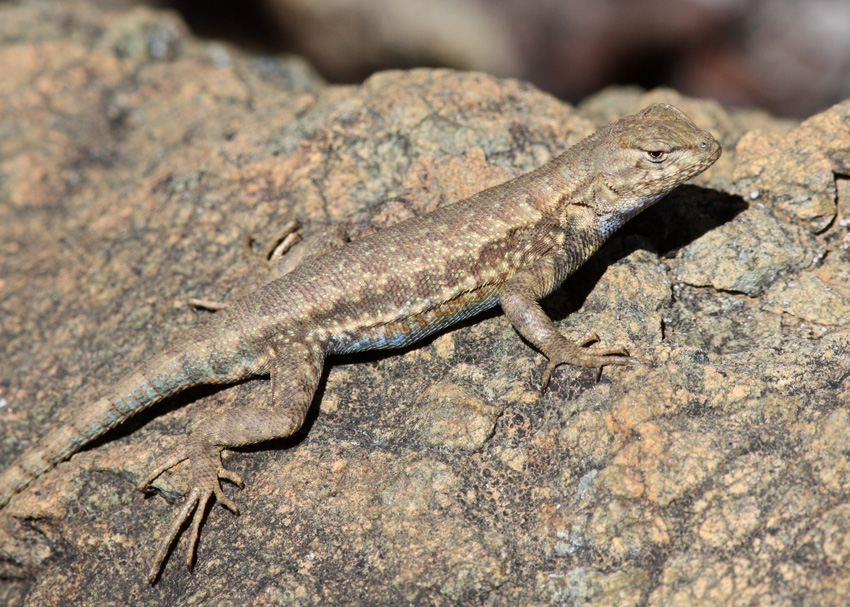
[0,103,721,583]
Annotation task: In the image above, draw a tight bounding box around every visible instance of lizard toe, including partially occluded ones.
[138,450,191,492]
[218,467,244,488]
[213,481,240,514]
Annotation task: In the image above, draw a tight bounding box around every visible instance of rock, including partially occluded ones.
[2,2,850,607]
[670,200,824,296]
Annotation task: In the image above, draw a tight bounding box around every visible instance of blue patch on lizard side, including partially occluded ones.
[331,293,499,355]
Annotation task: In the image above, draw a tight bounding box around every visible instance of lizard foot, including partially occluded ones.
[541,331,639,392]
[186,221,303,311]
[259,219,302,267]
[138,445,243,583]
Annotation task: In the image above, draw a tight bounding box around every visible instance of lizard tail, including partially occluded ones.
[0,344,224,508]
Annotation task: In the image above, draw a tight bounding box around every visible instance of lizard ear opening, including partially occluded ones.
[592,173,620,213]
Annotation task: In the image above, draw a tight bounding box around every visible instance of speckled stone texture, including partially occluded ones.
[1,2,849,606]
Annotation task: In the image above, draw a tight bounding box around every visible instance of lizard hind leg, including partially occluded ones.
[140,339,325,583]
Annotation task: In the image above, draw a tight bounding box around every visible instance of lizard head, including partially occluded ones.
[587,103,721,238]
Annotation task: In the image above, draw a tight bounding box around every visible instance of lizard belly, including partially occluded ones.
[328,286,501,354]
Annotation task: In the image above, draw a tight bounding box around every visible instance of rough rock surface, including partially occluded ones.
[2,2,850,606]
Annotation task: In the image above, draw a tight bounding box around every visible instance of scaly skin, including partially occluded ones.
[0,103,721,582]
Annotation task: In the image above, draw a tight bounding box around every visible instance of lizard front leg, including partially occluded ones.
[499,254,636,391]
[139,339,324,583]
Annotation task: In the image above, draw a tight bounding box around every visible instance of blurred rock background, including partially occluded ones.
[142,0,850,117]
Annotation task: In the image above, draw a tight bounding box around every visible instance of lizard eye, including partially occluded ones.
[645,150,668,163]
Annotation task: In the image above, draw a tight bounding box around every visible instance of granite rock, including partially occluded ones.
[1,2,850,606]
